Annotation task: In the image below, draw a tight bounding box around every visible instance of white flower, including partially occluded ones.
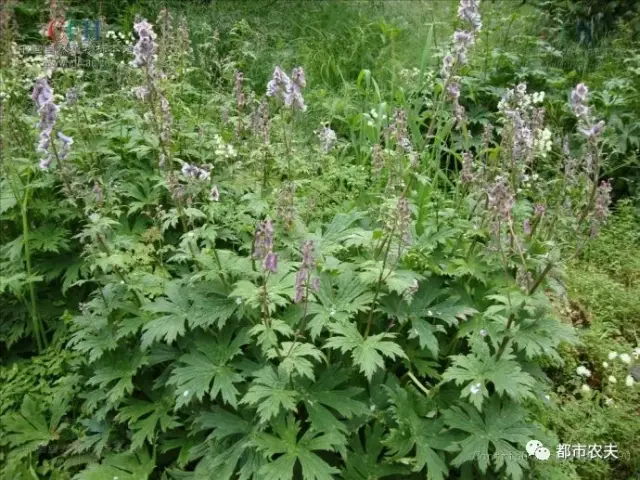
[576,366,591,377]
[183,390,189,397]
[608,351,618,360]
[581,384,591,393]
[531,91,545,104]
[544,394,551,401]
[604,397,614,406]
[602,361,609,368]
[470,382,482,395]
[633,347,640,360]
[625,375,635,387]
[619,353,631,364]
[608,375,617,384]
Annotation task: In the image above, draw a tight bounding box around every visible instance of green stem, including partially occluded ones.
[22,186,46,352]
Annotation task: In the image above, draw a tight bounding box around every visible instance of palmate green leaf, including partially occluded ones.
[249,319,295,351]
[426,297,477,327]
[343,423,408,480]
[72,449,155,480]
[3,395,60,460]
[383,269,425,296]
[231,263,297,312]
[141,281,238,348]
[0,179,18,214]
[443,397,538,480]
[116,399,180,450]
[314,211,365,256]
[442,346,536,411]
[267,342,326,381]
[66,418,111,457]
[241,366,299,423]
[250,415,343,480]
[87,352,147,404]
[306,272,375,340]
[301,367,369,435]
[192,408,264,480]
[511,315,577,360]
[70,309,118,363]
[168,328,249,408]
[383,386,450,480]
[324,322,406,381]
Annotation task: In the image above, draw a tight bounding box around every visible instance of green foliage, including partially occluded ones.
[1,1,638,480]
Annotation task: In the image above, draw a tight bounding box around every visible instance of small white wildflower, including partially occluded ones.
[604,397,614,406]
[608,375,617,384]
[625,375,635,387]
[608,351,618,360]
[619,353,631,364]
[581,384,591,393]
[235,297,242,305]
[633,347,640,359]
[183,390,189,397]
[479,329,488,337]
[470,382,482,395]
[532,91,545,104]
[602,361,609,368]
[544,394,550,401]
[576,366,591,377]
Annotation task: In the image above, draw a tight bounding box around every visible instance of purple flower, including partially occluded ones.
[291,67,306,88]
[266,66,291,101]
[254,218,275,262]
[294,240,318,303]
[210,185,220,202]
[488,176,514,220]
[578,119,605,139]
[263,251,278,273]
[458,0,482,31]
[93,182,103,206]
[396,196,412,245]
[523,218,531,235]
[267,65,307,112]
[39,155,52,171]
[453,30,474,65]
[235,70,245,110]
[131,19,157,69]
[57,132,73,160]
[317,125,337,153]
[32,78,53,108]
[460,152,475,184]
[372,144,384,177]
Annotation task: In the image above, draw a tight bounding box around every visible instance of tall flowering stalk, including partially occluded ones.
[438,0,482,133]
[254,219,278,328]
[254,219,278,273]
[130,18,172,169]
[235,70,245,136]
[570,83,607,229]
[266,65,307,176]
[32,77,73,171]
[294,241,319,304]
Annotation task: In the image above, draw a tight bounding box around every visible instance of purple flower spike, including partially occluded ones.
[263,251,278,273]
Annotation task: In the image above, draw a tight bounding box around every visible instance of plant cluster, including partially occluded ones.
[0,1,638,479]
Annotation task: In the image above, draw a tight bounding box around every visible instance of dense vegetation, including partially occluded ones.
[1,1,639,479]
